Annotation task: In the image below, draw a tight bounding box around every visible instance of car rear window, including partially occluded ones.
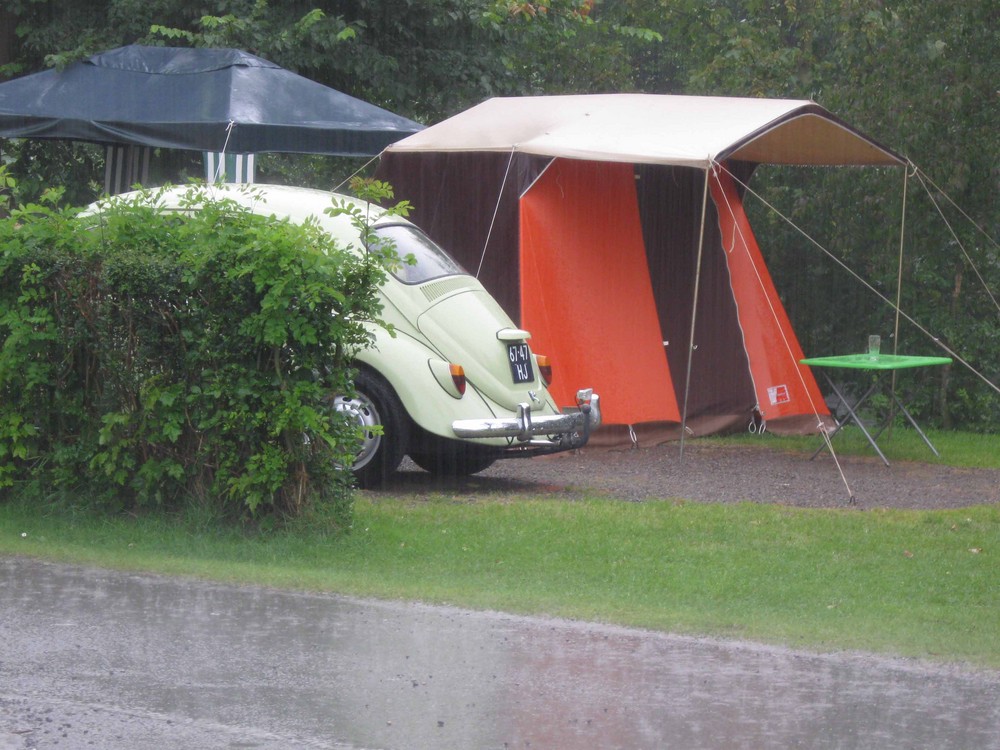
[373,224,467,284]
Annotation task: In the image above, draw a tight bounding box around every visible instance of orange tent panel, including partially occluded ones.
[519,159,680,425]
[710,168,829,422]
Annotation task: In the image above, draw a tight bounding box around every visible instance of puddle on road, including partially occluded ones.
[2,557,998,749]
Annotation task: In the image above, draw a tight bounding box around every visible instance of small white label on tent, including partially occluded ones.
[767,385,791,405]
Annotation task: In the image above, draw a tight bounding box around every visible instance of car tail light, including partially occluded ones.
[450,363,467,396]
[536,355,552,386]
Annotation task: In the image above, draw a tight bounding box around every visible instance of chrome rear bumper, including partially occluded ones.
[452,389,601,453]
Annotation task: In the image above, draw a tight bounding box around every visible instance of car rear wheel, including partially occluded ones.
[333,369,409,489]
[409,432,499,477]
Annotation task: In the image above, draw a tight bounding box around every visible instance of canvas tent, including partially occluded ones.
[376,94,904,442]
[0,45,423,190]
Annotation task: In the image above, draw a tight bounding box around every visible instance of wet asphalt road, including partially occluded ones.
[2,557,999,749]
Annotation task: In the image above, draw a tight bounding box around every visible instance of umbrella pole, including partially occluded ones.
[680,163,712,458]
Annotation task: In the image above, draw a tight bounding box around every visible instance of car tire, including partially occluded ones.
[409,432,499,477]
[333,368,409,489]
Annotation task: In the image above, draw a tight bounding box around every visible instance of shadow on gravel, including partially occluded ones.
[376,459,579,499]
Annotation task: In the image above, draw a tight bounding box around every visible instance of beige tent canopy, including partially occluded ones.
[383,94,903,167]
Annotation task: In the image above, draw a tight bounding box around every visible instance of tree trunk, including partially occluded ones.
[0,11,16,70]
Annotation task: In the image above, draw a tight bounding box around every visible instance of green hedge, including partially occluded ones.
[0,184,387,523]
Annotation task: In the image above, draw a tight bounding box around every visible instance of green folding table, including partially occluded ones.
[799,353,952,466]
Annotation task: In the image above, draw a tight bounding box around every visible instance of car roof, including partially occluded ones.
[93,183,406,238]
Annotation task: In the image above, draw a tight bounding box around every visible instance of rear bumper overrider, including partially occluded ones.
[451,389,601,457]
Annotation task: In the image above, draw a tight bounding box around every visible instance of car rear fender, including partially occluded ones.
[355,327,501,440]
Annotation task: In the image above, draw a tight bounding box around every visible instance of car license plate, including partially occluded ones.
[507,343,534,384]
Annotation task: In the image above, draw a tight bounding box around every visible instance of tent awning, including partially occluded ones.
[383,94,903,168]
[0,45,423,156]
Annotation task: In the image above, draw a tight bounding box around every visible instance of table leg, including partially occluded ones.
[891,392,941,456]
[811,376,889,466]
[868,393,941,458]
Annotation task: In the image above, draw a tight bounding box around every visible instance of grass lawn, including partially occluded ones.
[3,432,998,670]
[712,427,1000,469]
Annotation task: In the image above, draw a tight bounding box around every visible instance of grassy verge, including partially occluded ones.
[713,426,1000,468]
[3,489,997,669]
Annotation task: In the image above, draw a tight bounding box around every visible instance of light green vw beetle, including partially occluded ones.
[103,183,600,487]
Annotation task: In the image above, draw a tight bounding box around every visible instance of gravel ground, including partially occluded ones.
[380,442,1000,510]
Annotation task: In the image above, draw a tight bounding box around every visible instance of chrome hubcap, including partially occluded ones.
[332,393,382,470]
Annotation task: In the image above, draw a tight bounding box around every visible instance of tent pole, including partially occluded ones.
[679,163,713,458]
[892,164,912,352]
[888,163,913,435]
